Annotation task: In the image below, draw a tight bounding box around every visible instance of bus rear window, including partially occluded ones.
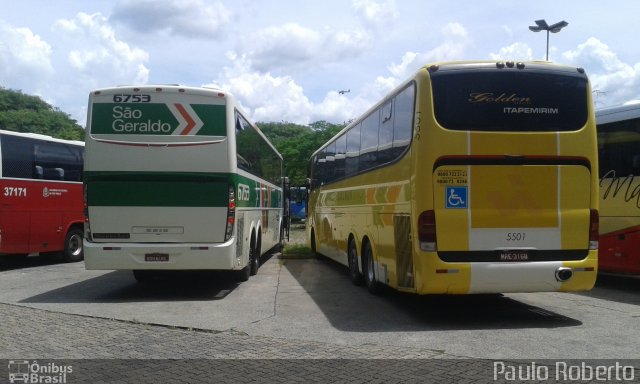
[431,70,589,132]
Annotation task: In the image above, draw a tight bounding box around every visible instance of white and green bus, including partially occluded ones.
[84,85,284,282]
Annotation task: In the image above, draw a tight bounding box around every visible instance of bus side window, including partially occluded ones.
[359,111,379,171]
[43,167,64,180]
[1,134,33,179]
[392,83,415,158]
[315,150,327,186]
[378,100,394,164]
[324,142,336,183]
[334,135,346,181]
[345,123,360,177]
[65,170,81,182]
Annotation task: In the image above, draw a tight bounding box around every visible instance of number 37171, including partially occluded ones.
[4,187,27,197]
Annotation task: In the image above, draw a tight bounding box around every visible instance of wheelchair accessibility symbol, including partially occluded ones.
[445,186,467,209]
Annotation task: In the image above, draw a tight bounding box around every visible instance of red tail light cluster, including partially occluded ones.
[225,185,236,242]
[418,210,436,251]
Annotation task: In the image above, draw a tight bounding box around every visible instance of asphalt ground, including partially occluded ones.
[1,224,639,383]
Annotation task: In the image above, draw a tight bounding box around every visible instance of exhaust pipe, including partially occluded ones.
[555,267,573,282]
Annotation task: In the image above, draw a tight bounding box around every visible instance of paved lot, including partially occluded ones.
[0,285,485,382]
[1,226,639,382]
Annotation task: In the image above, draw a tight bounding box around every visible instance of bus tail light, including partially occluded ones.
[225,185,236,242]
[589,209,599,250]
[418,210,436,251]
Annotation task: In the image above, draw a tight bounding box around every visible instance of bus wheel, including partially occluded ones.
[133,270,154,283]
[276,224,284,252]
[363,241,382,295]
[63,227,84,262]
[236,266,250,282]
[310,229,318,258]
[249,241,259,276]
[348,238,364,286]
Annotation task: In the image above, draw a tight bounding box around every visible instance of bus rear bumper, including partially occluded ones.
[416,250,598,294]
[83,239,241,270]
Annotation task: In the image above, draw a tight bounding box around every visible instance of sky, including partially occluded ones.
[2,0,640,127]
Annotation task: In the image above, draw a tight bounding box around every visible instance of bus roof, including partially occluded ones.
[90,84,228,99]
[0,129,84,146]
[87,85,282,160]
[309,60,586,159]
[420,60,584,75]
[596,103,640,125]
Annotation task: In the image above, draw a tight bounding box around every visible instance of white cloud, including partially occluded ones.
[489,42,533,61]
[210,54,374,125]
[210,53,313,123]
[239,22,372,72]
[312,91,374,124]
[53,12,149,87]
[388,52,418,78]
[0,21,54,90]
[110,0,231,39]
[216,21,475,125]
[241,23,321,71]
[235,0,400,73]
[385,22,470,84]
[562,37,640,107]
[353,0,399,30]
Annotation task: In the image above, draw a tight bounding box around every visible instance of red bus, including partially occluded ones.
[596,104,640,274]
[0,130,85,261]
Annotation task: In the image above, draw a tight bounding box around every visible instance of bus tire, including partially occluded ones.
[63,227,84,262]
[276,223,284,252]
[249,233,259,276]
[133,270,154,283]
[310,229,318,259]
[363,241,383,295]
[348,237,364,286]
[249,247,259,276]
[236,266,250,282]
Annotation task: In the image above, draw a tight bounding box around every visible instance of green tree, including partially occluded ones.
[259,120,344,185]
[0,87,85,141]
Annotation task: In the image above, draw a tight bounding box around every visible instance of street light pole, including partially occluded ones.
[546,28,550,60]
[529,19,568,61]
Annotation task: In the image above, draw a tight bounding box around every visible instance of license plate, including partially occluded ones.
[498,250,529,261]
[145,253,169,262]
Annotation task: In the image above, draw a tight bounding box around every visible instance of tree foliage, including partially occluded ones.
[0,87,85,141]
[259,120,344,185]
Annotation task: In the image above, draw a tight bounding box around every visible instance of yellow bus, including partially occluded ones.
[307,61,599,295]
[596,104,640,275]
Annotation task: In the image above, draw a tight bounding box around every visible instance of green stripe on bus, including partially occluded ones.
[232,174,283,209]
[86,172,231,207]
[85,172,283,208]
